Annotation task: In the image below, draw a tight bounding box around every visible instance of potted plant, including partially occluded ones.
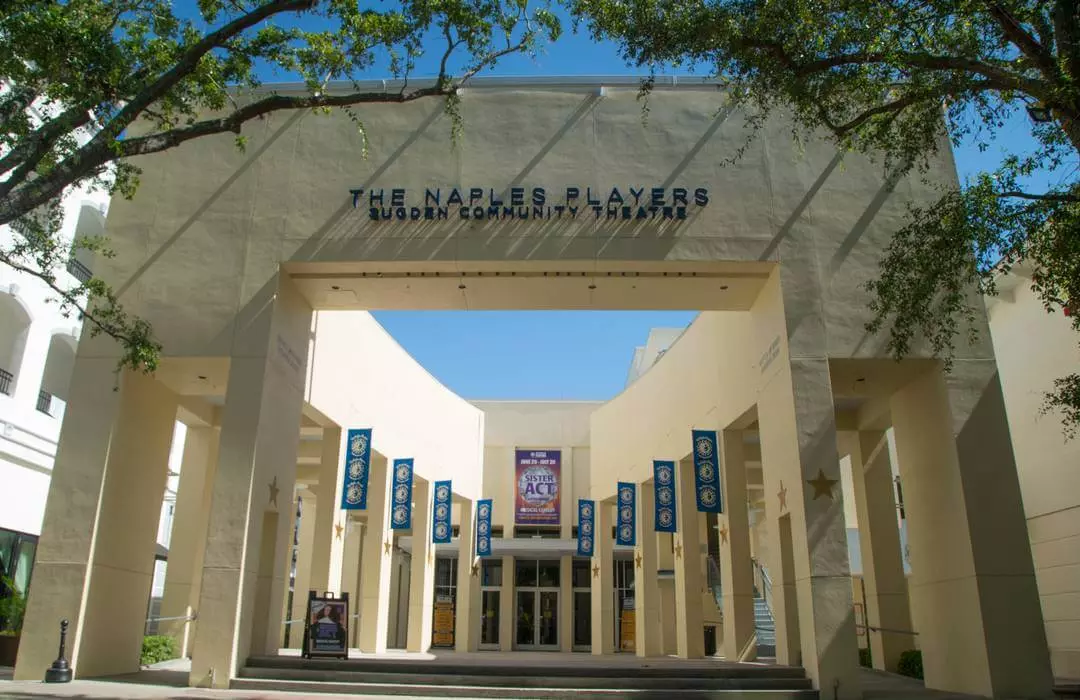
[0,576,27,666]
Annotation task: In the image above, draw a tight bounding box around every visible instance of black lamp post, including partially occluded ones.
[44,619,72,683]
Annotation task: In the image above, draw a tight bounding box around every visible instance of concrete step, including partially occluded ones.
[233,676,819,699]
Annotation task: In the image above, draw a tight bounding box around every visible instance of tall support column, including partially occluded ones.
[674,458,705,659]
[189,275,312,688]
[559,554,573,652]
[499,554,514,651]
[719,430,756,661]
[758,352,858,696]
[635,482,662,657]
[891,364,1052,697]
[845,430,911,673]
[454,499,480,652]
[657,532,677,655]
[357,455,393,654]
[309,427,344,594]
[287,492,317,649]
[591,501,615,655]
[279,495,299,648]
[339,519,363,647]
[17,367,178,680]
[160,426,221,657]
[407,480,435,652]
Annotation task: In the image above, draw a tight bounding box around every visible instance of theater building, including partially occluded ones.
[12,76,1056,698]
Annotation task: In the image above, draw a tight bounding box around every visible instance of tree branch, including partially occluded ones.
[998,189,1080,202]
[981,0,1061,80]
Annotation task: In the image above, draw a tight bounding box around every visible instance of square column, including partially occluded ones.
[190,274,312,687]
[719,430,756,661]
[160,426,221,658]
[845,430,912,673]
[309,427,345,594]
[590,501,615,655]
[499,554,514,651]
[634,482,662,657]
[891,364,1052,696]
[287,491,317,648]
[339,519,363,647]
[357,455,393,654]
[758,356,859,696]
[559,554,573,652]
[657,532,677,655]
[673,457,705,659]
[407,479,435,652]
[454,498,480,652]
[279,495,299,648]
[18,367,178,679]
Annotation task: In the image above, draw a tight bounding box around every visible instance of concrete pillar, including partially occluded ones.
[287,492,317,649]
[279,494,299,648]
[454,499,480,652]
[357,454,393,654]
[499,554,514,651]
[17,368,178,680]
[657,532,677,655]
[407,480,435,652]
[845,430,911,673]
[160,426,221,657]
[673,457,705,659]
[635,482,662,657]
[339,519,363,647]
[559,554,573,652]
[309,427,345,595]
[719,430,756,661]
[891,364,1052,697]
[189,275,312,687]
[591,501,614,655]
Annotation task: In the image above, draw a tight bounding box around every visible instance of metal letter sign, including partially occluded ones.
[476,499,493,557]
[654,460,677,532]
[577,499,595,556]
[432,480,452,544]
[691,430,723,513]
[616,483,636,546]
[341,429,372,510]
[390,458,414,530]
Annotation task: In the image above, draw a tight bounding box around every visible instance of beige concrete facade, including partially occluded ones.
[11,77,1053,699]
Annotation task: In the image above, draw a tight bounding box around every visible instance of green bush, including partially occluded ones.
[0,577,26,634]
[140,635,178,666]
[898,649,923,679]
[858,646,872,668]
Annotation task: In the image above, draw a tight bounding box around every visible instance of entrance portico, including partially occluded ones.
[13,78,1051,698]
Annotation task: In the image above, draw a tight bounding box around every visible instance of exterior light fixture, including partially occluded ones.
[1027,103,1053,123]
[588,283,597,290]
[720,285,729,291]
[458,283,466,290]
[331,285,340,291]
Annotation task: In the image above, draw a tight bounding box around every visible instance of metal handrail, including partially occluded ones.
[146,613,197,623]
[752,557,773,620]
[706,555,723,610]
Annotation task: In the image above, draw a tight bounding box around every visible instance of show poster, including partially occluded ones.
[304,592,349,659]
[515,449,561,525]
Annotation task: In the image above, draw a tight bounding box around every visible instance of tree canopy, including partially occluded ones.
[571,0,1080,434]
[0,0,560,373]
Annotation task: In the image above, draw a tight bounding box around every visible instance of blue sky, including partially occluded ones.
[240,4,1056,401]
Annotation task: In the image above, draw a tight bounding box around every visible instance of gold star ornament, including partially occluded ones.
[674,541,683,560]
[334,522,344,540]
[807,468,839,501]
[719,525,728,544]
[471,563,479,577]
[592,563,600,579]
[268,476,279,508]
[635,552,642,569]
[383,539,392,555]
[777,480,788,511]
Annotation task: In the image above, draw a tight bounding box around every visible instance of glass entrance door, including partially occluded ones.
[515,588,559,649]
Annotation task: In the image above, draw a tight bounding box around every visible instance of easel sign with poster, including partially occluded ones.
[303,591,350,659]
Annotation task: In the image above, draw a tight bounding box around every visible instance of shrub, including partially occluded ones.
[140,635,178,666]
[898,649,923,679]
[0,577,26,634]
[858,646,872,668]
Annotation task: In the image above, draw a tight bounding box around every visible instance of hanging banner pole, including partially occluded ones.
[432,480,452,544]
[390,458,414,529]
[654,460,677,533]
[476,499,493,557]
[577,499,595,556]
[616,482,636,546]
[692,430,723,513]
[341,429,373,510]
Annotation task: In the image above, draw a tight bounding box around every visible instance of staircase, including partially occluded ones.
[755,595,777,657]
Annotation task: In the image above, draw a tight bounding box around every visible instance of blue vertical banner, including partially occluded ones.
[616,482,636,546]
[390,458,414,530]
[692,430,723,513]
[432,480,452,544]
[577,499,595,556]
[476,499,493,557]
[341,429,373,510]
[653,460,677,532]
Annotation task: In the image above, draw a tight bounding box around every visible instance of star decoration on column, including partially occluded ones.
[592,563,600,579]
[268,476,279,508]
[471,563,479,577]
[719,525,729,544]
[674,541,683,560]
[777,480,788,511]
[334,522,344,540]
[808,468,839,500]
[635,552,642,569]
[383,539,391,555]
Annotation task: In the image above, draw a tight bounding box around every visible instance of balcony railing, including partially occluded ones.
[0,369,12,396]
[37,390,53,415]
[66,258,93,284]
